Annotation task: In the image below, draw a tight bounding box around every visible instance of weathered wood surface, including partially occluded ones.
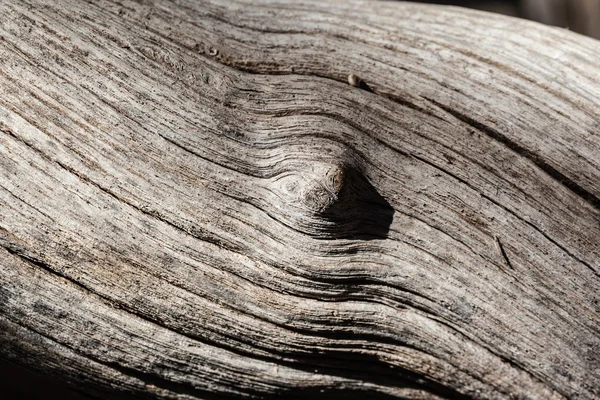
[0,0,599,399]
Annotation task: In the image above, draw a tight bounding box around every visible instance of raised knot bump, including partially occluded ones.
[270,161,394,239]
[297,163,346,214]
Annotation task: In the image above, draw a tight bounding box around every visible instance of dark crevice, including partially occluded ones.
[424,97,600,211]
[410,151,598,277]
[1,243,86,291]
[495,236,514,270]
[0,180,56,223]
[378,91,443,120]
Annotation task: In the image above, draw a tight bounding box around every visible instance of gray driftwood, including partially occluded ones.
[0,0,599,399]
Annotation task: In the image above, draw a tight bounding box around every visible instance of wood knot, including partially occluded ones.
[296,163,346,214]
[270,162,393,239]
[274,162,348,216]
[348,73,363,88]
[347,73,372,92]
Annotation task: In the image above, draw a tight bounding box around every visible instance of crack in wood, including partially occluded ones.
[424,97,600,211]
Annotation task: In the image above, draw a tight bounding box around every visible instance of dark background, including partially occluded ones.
[0,358,89,399]
[418,0,600,39]
[2,0,598,399]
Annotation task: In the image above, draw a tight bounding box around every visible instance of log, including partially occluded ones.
[0,0,599,399]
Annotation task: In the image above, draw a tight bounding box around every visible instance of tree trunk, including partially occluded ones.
[0,1,599,399]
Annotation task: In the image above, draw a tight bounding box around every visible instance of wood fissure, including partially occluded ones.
[425,97,600,211]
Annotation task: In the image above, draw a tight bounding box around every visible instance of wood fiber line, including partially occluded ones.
[0,0,599,399]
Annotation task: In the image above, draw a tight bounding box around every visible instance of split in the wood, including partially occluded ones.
[495,236,514,270]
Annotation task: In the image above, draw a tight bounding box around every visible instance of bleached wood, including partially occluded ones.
[0,0,599,399]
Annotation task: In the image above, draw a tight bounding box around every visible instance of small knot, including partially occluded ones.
[347,73,373,92]
[348,73,363,88]
[299,164,346,214]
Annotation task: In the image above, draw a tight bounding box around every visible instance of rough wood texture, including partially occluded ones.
[1,0,599,399]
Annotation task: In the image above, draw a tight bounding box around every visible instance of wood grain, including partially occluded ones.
[0,0,599,399]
